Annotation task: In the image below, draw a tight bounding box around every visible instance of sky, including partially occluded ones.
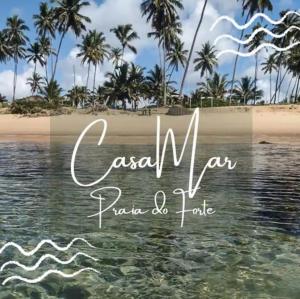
[0,0,299,100]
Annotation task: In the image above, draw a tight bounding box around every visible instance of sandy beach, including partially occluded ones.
[0,105,299,144]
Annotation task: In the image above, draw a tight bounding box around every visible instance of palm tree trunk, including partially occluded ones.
[73,65,76,94]
[295,76,300,103]
[274,54,282,103]
[159,46,162,70]
[274,69,280,104]
[271,68,288,104]
[93,64,97,92]
[285,75,293,103]
[169,64,176,81]
[162,41,167,106]
[121,46,125,64]
[45,61,48,82]
[52,30,66,81]
[93,64,97,107]
[269,71,272,104]
[179,0,208,99]
[13,56,18,102]
[229,12,251,104]
[48,34,54,76]
[291,76,297,101]
[254,53,258,105]
[86,63,91,89]
[278,66,282,102]
[229,35,243,105]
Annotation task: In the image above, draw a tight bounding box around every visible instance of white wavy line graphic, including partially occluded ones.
[0,238,95,257]
[0,252,98,272]
[210,11,300,31]
[214,26,300,46]
[217,41,300,58]
[2,267,100,285]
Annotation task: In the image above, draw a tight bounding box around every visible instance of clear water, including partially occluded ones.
[0,142,299,298]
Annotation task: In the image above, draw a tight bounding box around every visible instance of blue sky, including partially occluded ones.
[0,0,299,99]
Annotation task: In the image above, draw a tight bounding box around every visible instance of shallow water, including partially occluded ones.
[0,142,299,298]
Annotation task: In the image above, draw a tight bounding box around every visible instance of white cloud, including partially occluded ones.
[54,0,152,91]
[179,0,240,89]
[2,0,290,99]
[58,47,114,91]
[81,0,153,51]
[10,7,22,16]
[0,67,32,100]
[78,0,241,90]
[241,51,295,104]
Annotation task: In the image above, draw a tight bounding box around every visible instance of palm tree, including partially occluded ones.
[146,64,164,102]
[34,2,56,38]
[0,30,11,62]
[194,42,218,79]
[51,0,91,80]
[287,48,300,103]
[0,94,7,104]
[77,30,110,93]
[90,31,110,95]
[166,39,187,80]
[244,22,266,105]
[4,15,29,101]
[110,47,123,69]
[179,0,208,98]
[128,63,146,108]
[271,10,299,103]
[198,72,228,107]
[146,64,174,104]
[262,54,277,104]
[233,76,258,105]
[26,42,45,75]
[66,85,89,107]
[39,36,55,80]
[40,79,63,103]
[141,0,183,105]
[33,2,56,76]
[228,0,273,103]
[148,17,182,105]
[27,73,45,95]
[104,63,145,109]
[110,24,139,60]
[77,32,93,89]
[193,42,218,107]
[141,0,183,31]
[242,0,273,15]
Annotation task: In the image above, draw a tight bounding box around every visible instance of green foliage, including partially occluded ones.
[40,79,63,102]
[190,97,232,108]
[10,99,58,114]
[110,24,139,55]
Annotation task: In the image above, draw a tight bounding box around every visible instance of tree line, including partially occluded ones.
[0,0,299,109]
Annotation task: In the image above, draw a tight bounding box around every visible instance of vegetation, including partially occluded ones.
[0,0,300,114]
[10,98,58,114]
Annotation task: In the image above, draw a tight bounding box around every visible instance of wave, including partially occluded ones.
[217,41,300,58]
[0,252,98,272]
[2,267,100,285]
[210,11,300,31]
[0,238,95,257]
[214,26,300,46]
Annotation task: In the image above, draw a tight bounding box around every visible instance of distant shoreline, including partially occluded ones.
[0,106,299,144]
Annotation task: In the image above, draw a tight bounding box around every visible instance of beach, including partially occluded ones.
[0,105,299,144]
